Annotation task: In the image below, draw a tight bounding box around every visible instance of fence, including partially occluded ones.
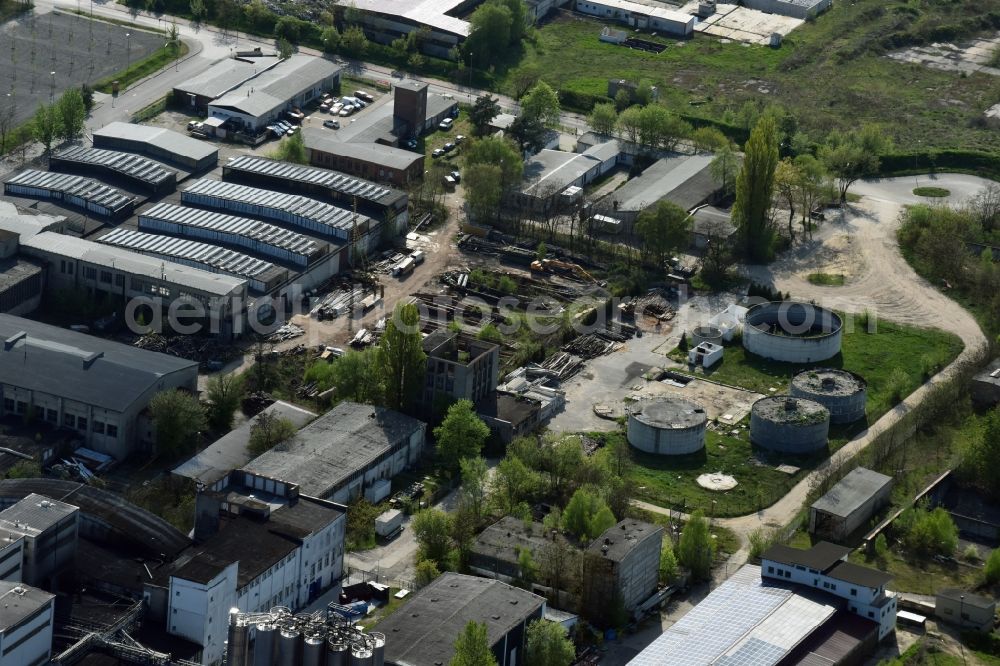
[344,564,419,593]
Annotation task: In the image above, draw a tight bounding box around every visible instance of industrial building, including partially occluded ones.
[50,146,177,195]
[743,0,832,19]
[379,572,545,666]
[0,493,79,586]
[138,203,330,269]
[206,55,342,133]
[0,580,55,666]
[181,178,381,255]
[469,516,575,585]
[152,485,346,666]
[792,368,868,424]
[171,401,316,490]
[751,396,830,454]
[809,467,893,541]
[629,559,890,665]
[520,141,621,210]
[221,155,410,226]
[93,121,219,172]
[0,205,50,316]
[936,588,996,632]
[18,232,248,338]
[0,314,199,459]
[240,401,426,504]
[971,357,1000,407]
[688,340,723,368]
[627,397,708,455]
[96,227,288,294]
[4,170,136,220]
[761,542,897,640]
[421,330,500,411]
[691,205,736,249]
[603,154,717,225]
[172,53,283,112]
[303,133,425,188]
[582,520,663,625]
[478,393,543,444]
[743,301,844,363]
[575,0,695,36]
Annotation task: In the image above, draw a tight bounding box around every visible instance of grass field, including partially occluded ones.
[94,40,189,93]
[913,186,952,198]
[849,549,980,596]
[509,3,1000,152]
[807,272,846,286]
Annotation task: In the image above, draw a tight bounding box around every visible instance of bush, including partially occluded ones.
[659,543,679,584]
[874,533,889,561]
[885,367,911,405]
[901,504,958,557]
[986,548,1000,585]
[748,527,779,560]
[963,544,981,562]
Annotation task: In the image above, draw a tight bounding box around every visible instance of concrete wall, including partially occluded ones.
[0,536,23,582]
[618,531,662,610]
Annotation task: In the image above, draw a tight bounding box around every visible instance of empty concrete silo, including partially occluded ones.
[750,396,830,453]
[691,325,723,347]
[627,397,708,455]
[791,368,867,424]
[743,301,843,363]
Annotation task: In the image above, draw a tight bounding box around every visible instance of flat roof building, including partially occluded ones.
[303,132,425,188]
[50,146,177,195]
[93,122,219,172]
[380,572,545,666]
[421,330,499,412]
[936,588,996,632]
[605,153,717,224]
[4,170,136,220]
[207,55,341,133]
[744,0,832,19]
[0,580,55,666]
[520,142,621,209]
[241,401,426,504]
[810,468,893,542]
[0,493,79,587]
[0,314,199,459]
[173,54,283,112]
[575,0,696,36]
[583,519,663,625]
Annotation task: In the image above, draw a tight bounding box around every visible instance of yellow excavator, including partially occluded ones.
[530,258,597,283]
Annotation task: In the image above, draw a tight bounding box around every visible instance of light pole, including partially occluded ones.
[960,595,967,664]
[49,71,55,102]
[126,32,132,81]
[468,53,474,100]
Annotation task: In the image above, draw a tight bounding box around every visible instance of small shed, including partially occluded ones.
[936,588,996,632]
[809,467,893,541]
[688,341,723,369]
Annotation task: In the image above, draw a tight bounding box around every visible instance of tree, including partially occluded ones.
[32,103,59,157]
[986,548,1000,585]
[659,542,679,583]
[616,105,641,144]
[491,455,539,515]
[460,456,489,520]
[614,88,631,111]
[415,558,441,586]
[204,373,245,432]
[521,81,560,130]
[166,21,181,66]
[677,510,714,582]
[469,95,500,136]
[0,103,13,155]
[516,546,537,588]
[464,2,511,68]
[691,126,729,151]
[464,136,524,185]
[412,508,452,565]
[526,620,575,666]
[699,216,734,287]
[318,24,342,51]
[508,64,541,100]
[710,142,739,197]
[271,131,307,164]
[341,25,368,57]
[561,488,615,541]
[508,113,548,154]
[326,348,384,405]
[819,124,890,203]
[214,0,240,32]
[278,37,294,60]
[494,0,528,44]
[189,0,206,22]
[247,411,296,456]
[635,200,692,266]
[963,409,1000,499]
[967,182,1000,232]
[793,154,826,239]
[5,460,42,479]
[451,621,497,666]
[243,0,275,31]
[773,158,800,241]
[435,400,490,470]
[376,302,426,412]
[732,115,779,262]
[464,163,503,222]
[149,390,207,457]
[902,504,958,557]
[589,102,617,137]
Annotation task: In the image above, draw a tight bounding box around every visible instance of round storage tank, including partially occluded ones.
[327,640,349,666]
[303,636,325,666]
[370,632,385,666]
[791,368,867,424]
[750,396,830,453]
[277,629,301,666]
[253,623,277,666]
[350,644,373,666]
[627,397,708,455]
[743,301,843,363]
[691,325,723,347]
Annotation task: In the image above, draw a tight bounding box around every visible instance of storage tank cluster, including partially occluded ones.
[791,368,867,424]
[750,395,830,454]
[627,397,708,455]
[743,301,843,363]
[226,607,386,666]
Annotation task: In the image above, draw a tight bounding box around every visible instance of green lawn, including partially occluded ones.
[807,272,846,286]
[913,186,952,198]
[849,549,980,596]
[509,5,1000,152]
[94,40,189,94]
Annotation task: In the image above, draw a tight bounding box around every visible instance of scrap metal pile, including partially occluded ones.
[622,290,677,321]
[132,332,238,368]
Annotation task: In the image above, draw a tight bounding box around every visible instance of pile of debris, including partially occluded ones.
[622,290,676,321]
[268,323,304,342]
[311,286,370,320]
[562,329,629,359]
[580,434,602,456]
[243,391,274,416]
[132,333,237,368]
[539,351,583,380]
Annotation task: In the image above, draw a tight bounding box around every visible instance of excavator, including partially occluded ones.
[529,258,597,283]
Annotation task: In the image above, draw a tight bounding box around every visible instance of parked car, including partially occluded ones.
[187,120,203,132]
[455,134,466,144]
[339,107,354,117]
[330,103,344,114]
[443,142,455,152]
[355,90,375,102]
[438,117,454,130]
[450,170,461,183]
[432,148,445,158]
[323,119,340,130]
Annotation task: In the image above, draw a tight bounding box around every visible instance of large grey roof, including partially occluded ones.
[380,573,545,666]
[209,55,340,118]
[0,201,65,238]
[0,581,53,633]
[586,519,663,562]
[93,122,218,164]
[609,154,716,213]
[811,467,893,519]
[241,401,425,497]
[346,0,471,36]
[52,146,176,187]
[5,169,135,214]
[0,313,198,413]
[302,129,424,172]
[523,141,620,195]
[762,542,851,573]
[172,401,316,487]
[173,55,283,100]
[628,564,838,666]
[472,516,569,565]
[0,492,77,535]
[21,232,247,298]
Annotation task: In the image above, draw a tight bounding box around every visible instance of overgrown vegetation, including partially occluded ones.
[806,272,846,286]
[913,186,951,198]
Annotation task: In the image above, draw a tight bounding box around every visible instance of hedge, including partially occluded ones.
[877,150,1000,182]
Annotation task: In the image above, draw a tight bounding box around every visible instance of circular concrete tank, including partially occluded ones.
[743,301,843,363]
[627,397,708,455]
[750,395,830,453]
[691,325,723,347]
[791,368,867,424]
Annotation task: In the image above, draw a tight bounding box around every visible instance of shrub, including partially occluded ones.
[885,367,911,405]
[986,548,1000,585]
[902,505,958,557]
